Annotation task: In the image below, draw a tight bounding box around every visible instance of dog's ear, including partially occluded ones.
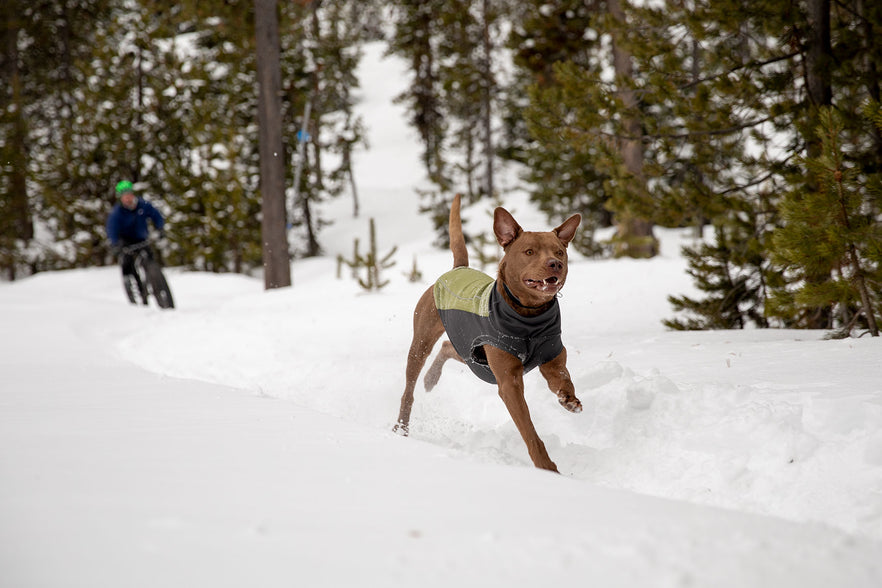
[494,207,523,248]
[554,214,582,246]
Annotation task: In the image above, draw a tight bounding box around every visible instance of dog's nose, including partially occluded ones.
[547,258,563,272]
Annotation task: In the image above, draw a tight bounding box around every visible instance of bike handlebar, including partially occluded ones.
[119,241,152,255]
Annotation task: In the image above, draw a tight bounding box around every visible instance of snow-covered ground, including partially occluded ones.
[2,43,881,587]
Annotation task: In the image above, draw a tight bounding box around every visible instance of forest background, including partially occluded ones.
[1,0,881,335]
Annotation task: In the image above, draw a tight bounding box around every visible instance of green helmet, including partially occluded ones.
[115,180,134,194]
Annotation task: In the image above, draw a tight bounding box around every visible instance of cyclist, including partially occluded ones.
[106,180,166,304]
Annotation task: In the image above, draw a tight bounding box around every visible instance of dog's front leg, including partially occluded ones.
[485,345,559,473]
[539,347,582,413]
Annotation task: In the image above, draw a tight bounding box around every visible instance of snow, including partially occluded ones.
[2,43,882,587]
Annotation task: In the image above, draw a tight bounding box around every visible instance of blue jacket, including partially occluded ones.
[106,198,165,246]
[434,267,563,385]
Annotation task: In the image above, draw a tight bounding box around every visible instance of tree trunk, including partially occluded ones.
[802,0,833,327]
[254,0,291,289]
[301,145,321,258]
[1,2,33,280]
[607,0,658,258]
[849,245,879,336]
[836,179,879,336]
[345,144,360,218]
[804,0,832,112]
[481,0,494,198]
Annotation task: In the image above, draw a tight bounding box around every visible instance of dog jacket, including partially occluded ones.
[434,267,563,385]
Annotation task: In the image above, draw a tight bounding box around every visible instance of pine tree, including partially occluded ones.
[282,0,378,258]
[389,0,511,243]
[559,0,882,329]
[517,0,664,258]
[4,0,377,276]
[131,1,265,274]
[26,0,123,270]
[665,203,774,330]
[768,107,881,336]
[438,0,485,201]
[508,0,610,256]
[387,0,449,189]
[437,0,503,201]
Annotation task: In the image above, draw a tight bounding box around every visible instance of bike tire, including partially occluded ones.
[136,268,149,305]
[145,261,175,309]
[123,275,139,304]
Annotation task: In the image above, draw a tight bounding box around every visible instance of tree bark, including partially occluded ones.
[1,2,34,279]
[804,0,832,112]
[835,179,879,336]
[848,244,879,336]
[254,0,291,289]
[607,0,658,258]
[481,0,494,198]
[802,0,833,327]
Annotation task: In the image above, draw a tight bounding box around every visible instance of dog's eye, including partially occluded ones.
[557,250,565,257]
[524,249,534,256]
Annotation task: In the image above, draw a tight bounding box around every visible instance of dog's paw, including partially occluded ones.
[558,393,582,413]
[392,422,410,436]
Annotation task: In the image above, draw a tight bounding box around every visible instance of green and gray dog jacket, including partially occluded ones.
[433,267,563,385]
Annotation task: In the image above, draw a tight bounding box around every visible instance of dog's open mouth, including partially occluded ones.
[525,276,560,292]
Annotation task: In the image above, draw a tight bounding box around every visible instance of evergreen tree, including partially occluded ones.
[438,0,485,200]
[129,0,264,274]
[25,0,123,270]
[661,0,882,331]
[603,0,658,258]
[665,201,774,330]
[506,0,610,256]
[519,0,881,329]
[632,0,800,328]
[387,0,448,188]
[437,0,503,201]
[768,107,881,336]
[389,0,509,242]
[517,0,664,258]
[283,0,378,257]
[3,0,376,276]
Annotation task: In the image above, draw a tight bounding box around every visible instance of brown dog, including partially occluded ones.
[395,194,582,472]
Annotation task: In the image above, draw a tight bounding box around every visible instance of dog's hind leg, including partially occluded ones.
[395,287,445,435]
[423,340,464,391]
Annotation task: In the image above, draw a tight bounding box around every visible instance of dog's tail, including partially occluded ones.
[449,193,469,268]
